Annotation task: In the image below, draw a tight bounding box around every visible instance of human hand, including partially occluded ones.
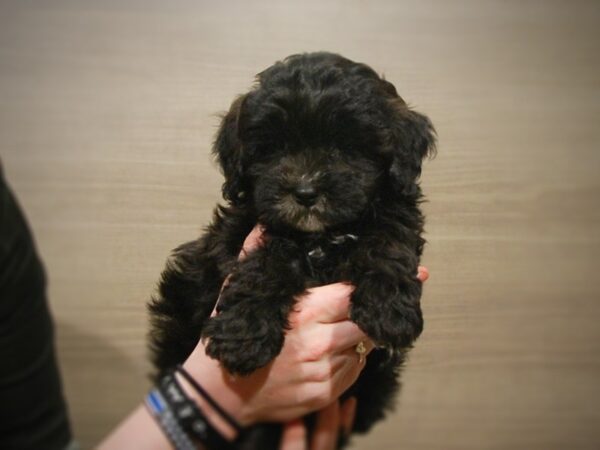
[180,225,373,431]
[279,260,431,450]
[280,397,356,450]
[98,226,430,449]
[181,225,429,436]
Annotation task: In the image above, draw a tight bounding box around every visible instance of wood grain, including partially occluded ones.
[1,1,599,448]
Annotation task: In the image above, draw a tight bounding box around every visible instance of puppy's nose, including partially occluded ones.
[294,182,318,207]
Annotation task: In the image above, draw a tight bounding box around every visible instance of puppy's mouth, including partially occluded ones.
[275,196,328,232]
[291,210,327,232]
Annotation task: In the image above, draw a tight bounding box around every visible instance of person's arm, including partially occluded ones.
[99,404,173,450]
[98,280,370,449]
[99,265,429,450]
[98,223,429,450]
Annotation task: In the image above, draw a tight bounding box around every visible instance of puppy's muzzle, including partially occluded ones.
[293,180,318,207]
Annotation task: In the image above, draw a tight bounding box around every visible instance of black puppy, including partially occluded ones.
[149,52,435,448]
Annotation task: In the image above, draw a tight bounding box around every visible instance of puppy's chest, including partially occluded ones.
[286,233,359,287]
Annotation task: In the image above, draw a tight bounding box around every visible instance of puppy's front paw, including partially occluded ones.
[350,297,423,349]
[203,312,284,375]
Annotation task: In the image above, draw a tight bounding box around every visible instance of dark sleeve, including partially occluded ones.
[0,165,73,450]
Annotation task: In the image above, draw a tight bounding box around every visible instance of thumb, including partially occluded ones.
[239,224,266,260]
[417,265,429,283]
[212,224,266,318]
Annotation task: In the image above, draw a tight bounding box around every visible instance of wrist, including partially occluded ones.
[182,344,256,432]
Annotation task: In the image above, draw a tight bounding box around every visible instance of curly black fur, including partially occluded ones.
[148,52,436,448]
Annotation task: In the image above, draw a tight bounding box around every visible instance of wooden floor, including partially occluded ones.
[1,1,599,448]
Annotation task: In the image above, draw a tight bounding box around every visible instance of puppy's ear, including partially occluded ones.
[213,94,248,204]
[388,100,436,196]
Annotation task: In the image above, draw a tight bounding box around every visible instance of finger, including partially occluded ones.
[417,265,429,283]
[305,336,369,378]
[339,339,375,360]
[319,321,370,353]
[239,224,266,260]
[310,401,340,450]
[340,397,357,437]
[300,283,355,323]
[308,338,373,380]
[280,419,307,450]
[329,353,366,399]
[329,342,374,376]
[211,273,233,317]
[304,358,364,410]
[214,224,265,317]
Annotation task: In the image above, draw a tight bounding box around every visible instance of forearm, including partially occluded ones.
[98,348,244,450]
[98,405,174,450]
[98,276,387,449]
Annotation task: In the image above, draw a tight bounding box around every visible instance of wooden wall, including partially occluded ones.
[1,1,599,448]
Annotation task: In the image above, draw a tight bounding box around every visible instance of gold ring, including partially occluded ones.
[355,341,367,363]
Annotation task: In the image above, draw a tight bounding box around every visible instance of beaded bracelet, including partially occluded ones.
[175,364,243,434]
[158,371,236,450]
[145,388,197,450]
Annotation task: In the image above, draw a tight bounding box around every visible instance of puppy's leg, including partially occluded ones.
[148,207,254,377]
[349,245,423,349]
[203,245,305,375]
[148,236,241,377]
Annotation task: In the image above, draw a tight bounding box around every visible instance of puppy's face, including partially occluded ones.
[248,143,383,233]
[213,53,436,233]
